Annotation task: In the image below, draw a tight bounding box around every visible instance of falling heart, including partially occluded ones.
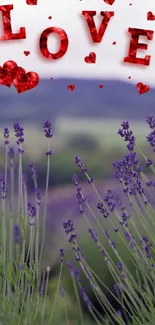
[0,60,18,88]
[84,52,96,64]
[12,66,39,93]
[67,84,75,91]
[24,51,30,56]
[103,0,115,4]
[137,82,150,95]
[147,11,155,21]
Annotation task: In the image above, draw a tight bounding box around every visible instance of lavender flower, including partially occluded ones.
[59,248,64,263]
[39,281,45,295]
[34,188,41,205]
[73,174,86,213]
[29,162,37,180]
[88,228,98,244]
[79,287,91,309]
[145,158,152,167]
[0,175,7,199]
[43,120,53,138]
[74,156,87,173]
[13,122,24,145]
[118,121,135,151]
[63,220,75,234]
[117,262,125,278]
[27,202,36,217]
[96,202,108,218]
[146,116,155,129]
[8,147,15,159]
[113,152,144,196]
[104,189,116,212]
[3,127,9,145]
[13,224,21,243]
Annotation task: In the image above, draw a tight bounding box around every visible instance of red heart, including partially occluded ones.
[103,0,115,4]
[0,60,18,88]
[147,11,155,21]
[137,82,150,95]
[24,51,30,56]
[12,66,39,93]
[112,41,116,45]
[99,84,104,88]
[84,52,96,64]
[67,84,75,91]
[48,16,52,19]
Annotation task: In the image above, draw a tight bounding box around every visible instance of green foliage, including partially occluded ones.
[66,133,100,151]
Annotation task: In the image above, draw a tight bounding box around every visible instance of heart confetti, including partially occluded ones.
[99,84,104,88]
[103,0,115,4]
[112,41,116,45]
[137,82,150,95]
[67,84,75,91]
[12,66,39,93]
[48,16,52,19]
[84,52,96,64]
[24,51,30,56]
[0,60,18,88]
[147,11,155,21]
[26,0,37,4]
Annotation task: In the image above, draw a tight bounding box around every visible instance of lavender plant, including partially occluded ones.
[0,121,67,325]
[62,116,155,325]
[1,116,155,325]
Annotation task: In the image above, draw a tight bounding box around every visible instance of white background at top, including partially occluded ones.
[0,0,155,85]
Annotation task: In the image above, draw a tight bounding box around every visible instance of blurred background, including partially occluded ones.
[1,0,155,323]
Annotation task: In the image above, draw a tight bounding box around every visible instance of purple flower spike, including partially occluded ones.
[146,116,155,129]
[118,121,135,152]
[27,202,36,217]
[34,188,41,205]
[43,120,53,138]
[0,174,7,199]
[74,156,87,173]
[13,224,21,243]
[13,122,24,144]
[3,127,9,145]
[59,248,64,263]
[8,147,15,159]
[29,162,37,180]
[145,158,152,167]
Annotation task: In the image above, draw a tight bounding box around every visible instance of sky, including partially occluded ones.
[0,0,155,85]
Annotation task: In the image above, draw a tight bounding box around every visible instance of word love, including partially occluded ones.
[0,60,39,93]
[0,4,154,66]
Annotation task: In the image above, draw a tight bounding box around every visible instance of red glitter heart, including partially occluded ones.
[103,0,115,4]
[24,51,30,56]
[48,16,52,19]
[112,41,116,45]
[99,84,104,88]
[26,0,37,4]
[12,66,39,93]
[137,82,150,95]
[0,60,17,88]
[67,84,75,91]
[84,52,96,64]
[147,11,155,21]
